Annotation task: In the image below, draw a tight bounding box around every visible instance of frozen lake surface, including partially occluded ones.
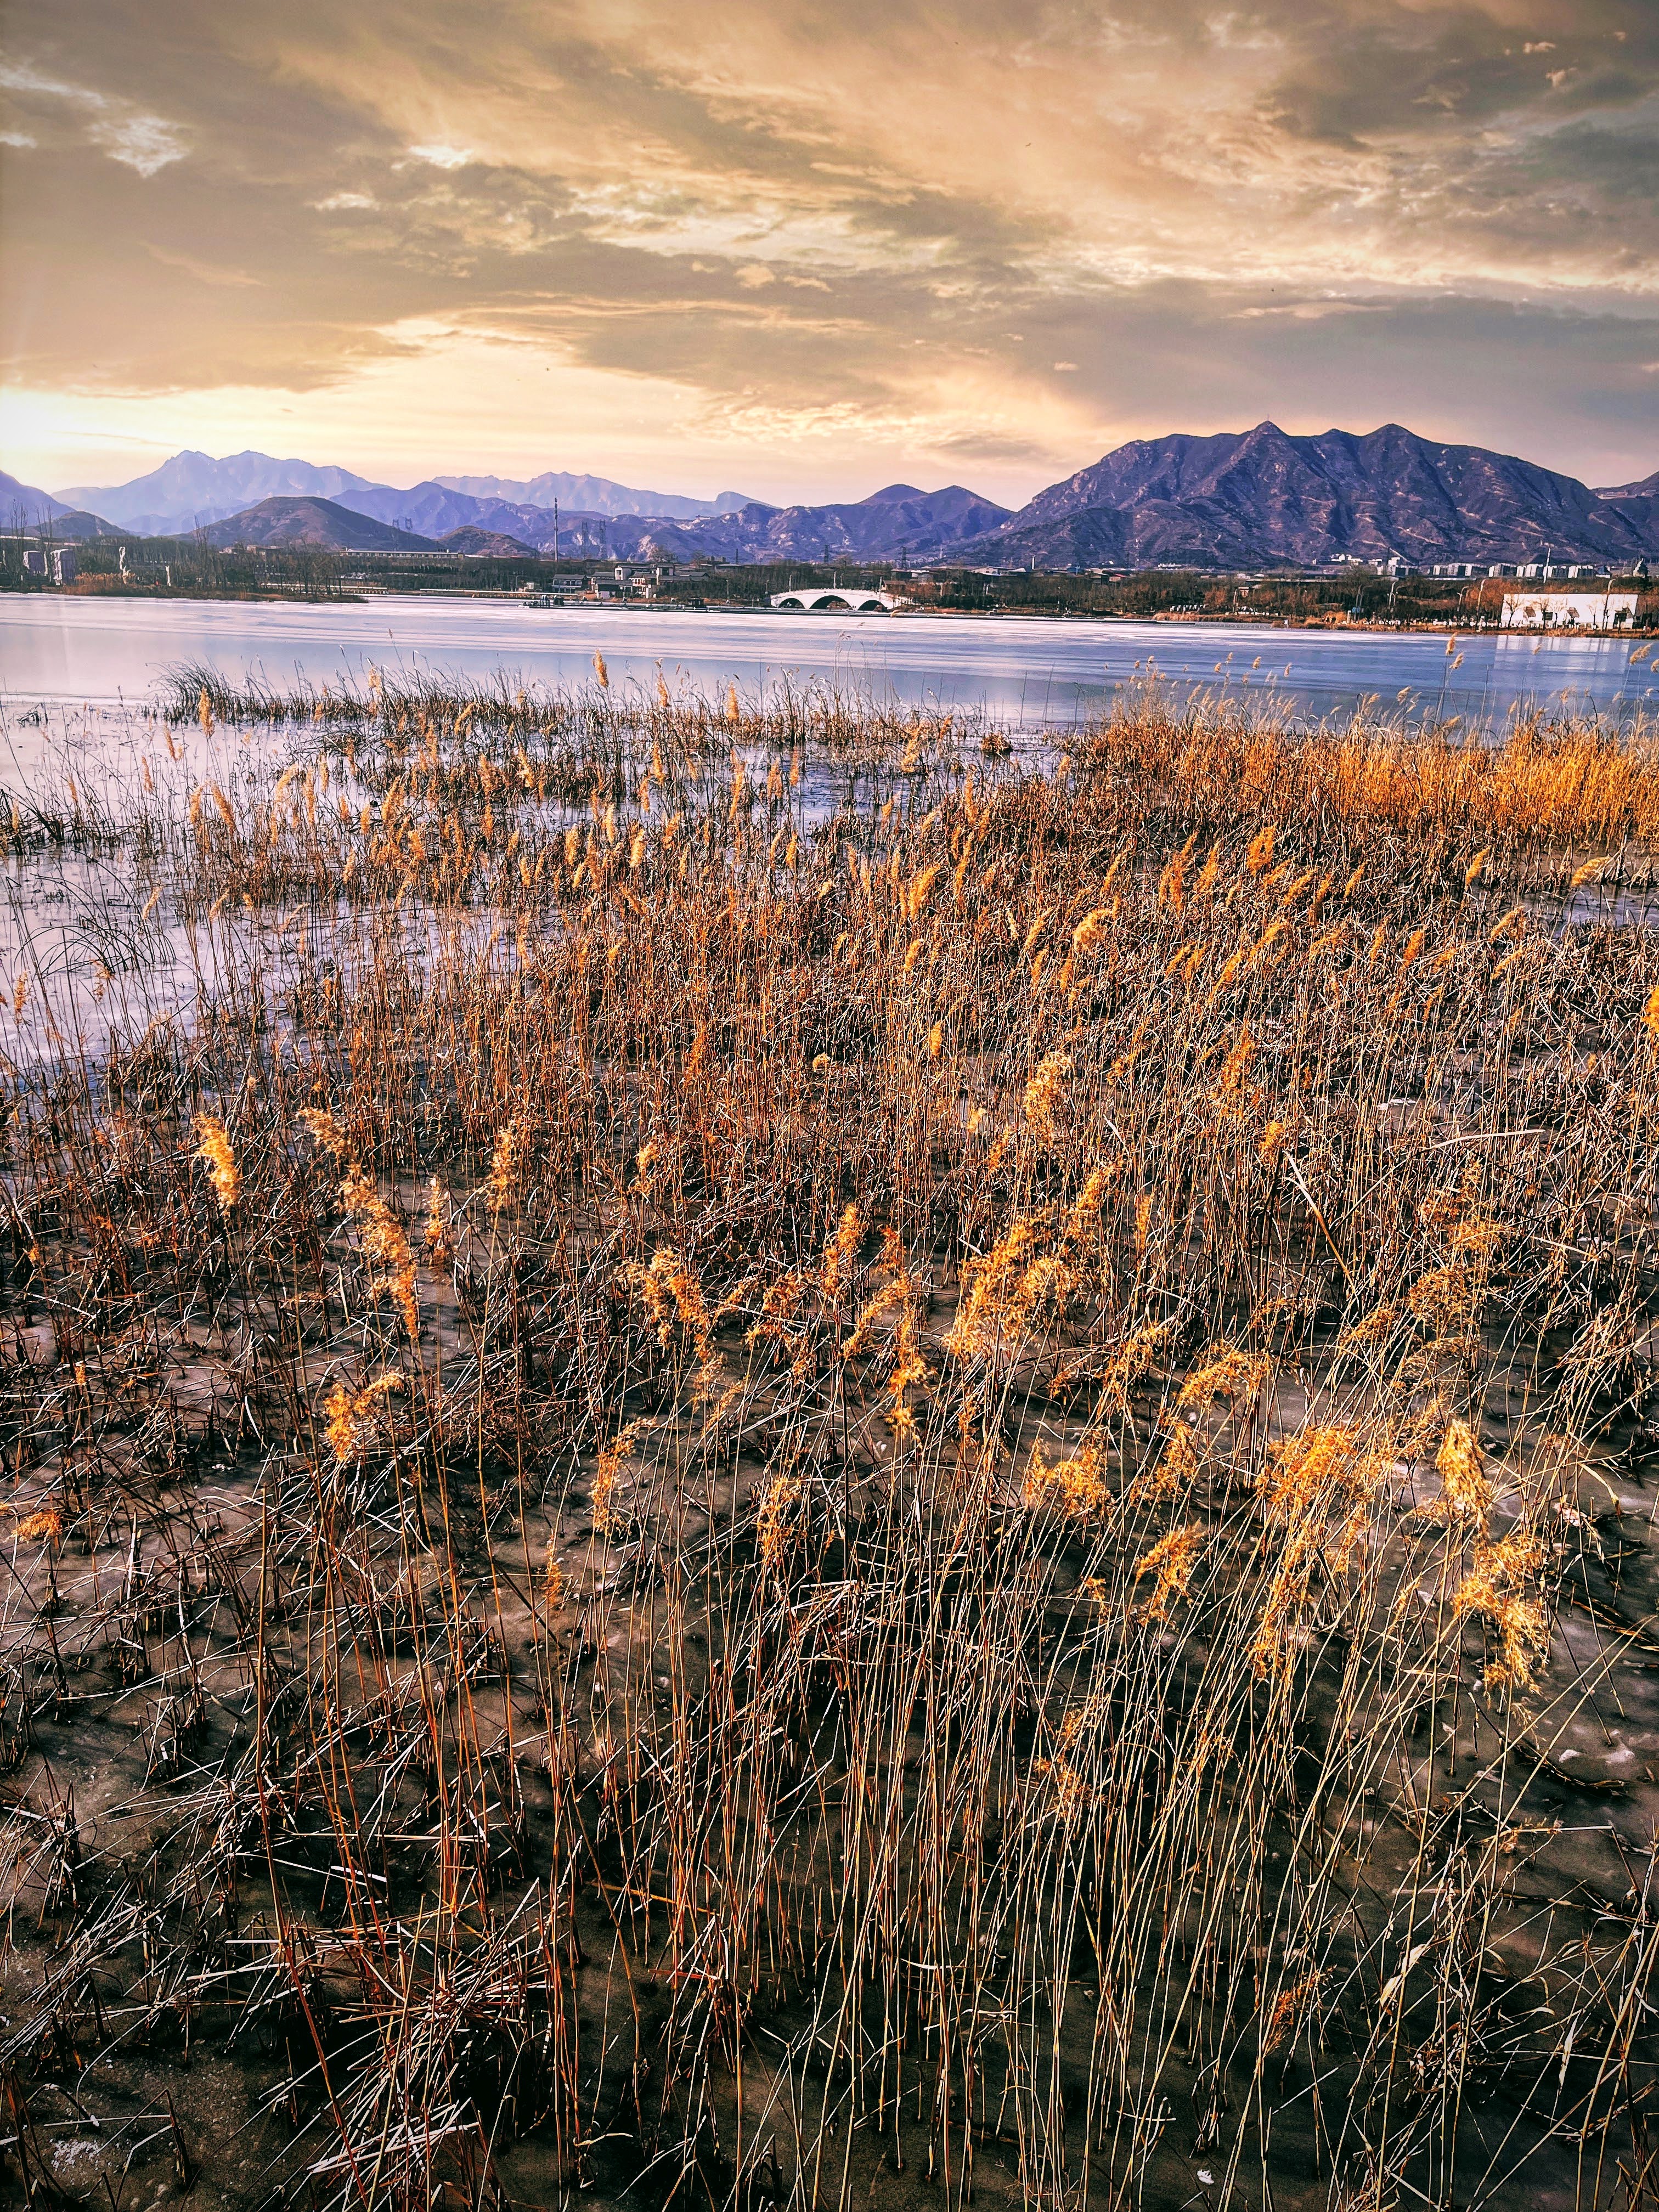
[3,593,1655,730]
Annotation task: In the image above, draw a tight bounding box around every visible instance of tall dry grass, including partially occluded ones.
[0,672,1652,2212]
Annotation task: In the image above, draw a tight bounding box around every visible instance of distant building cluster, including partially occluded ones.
[1429,560,1601,580]
[338,560,681,606]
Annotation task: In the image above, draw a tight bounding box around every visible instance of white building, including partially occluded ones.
[1500,590,1638,630]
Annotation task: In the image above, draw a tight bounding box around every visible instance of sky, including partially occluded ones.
[2,0,1656,506]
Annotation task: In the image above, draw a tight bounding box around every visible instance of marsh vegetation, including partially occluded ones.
[0,664,1655,2212]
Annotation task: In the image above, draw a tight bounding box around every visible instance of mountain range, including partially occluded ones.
[52,450,754,538]
[432,472,752,520]
[12,426,1658,572]
[609,483,1015,566]
[948,424,1658,573]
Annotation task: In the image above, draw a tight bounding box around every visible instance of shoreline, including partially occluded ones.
[4,583,1649,639]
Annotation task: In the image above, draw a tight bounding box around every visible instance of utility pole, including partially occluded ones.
[554,498,560,563]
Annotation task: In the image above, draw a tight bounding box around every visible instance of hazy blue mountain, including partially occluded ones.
[0,469,117,536]
[334,481,528,538]
[2,468,76,523]
[433,471,754,518]
[59,450,382,536]
[1597,469,1659,498]
[953,424,1659,572]
[55,450,763,540]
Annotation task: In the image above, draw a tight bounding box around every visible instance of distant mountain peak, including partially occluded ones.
[57,449,381,537]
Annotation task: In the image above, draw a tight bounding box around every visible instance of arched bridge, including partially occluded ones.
[769,588,901,612]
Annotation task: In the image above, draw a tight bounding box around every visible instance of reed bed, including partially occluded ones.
[0,673,1653,2212]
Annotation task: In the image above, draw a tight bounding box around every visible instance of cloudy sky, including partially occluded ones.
[2,0,1656,503]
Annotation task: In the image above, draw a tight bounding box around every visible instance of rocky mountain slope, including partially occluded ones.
[439,525,539,557]
[958,424,1658,572]
[330,480,562,543]
[328,482,634,551]
[200,476,1005,565]
[1594,469,1659,555]
[195,497,439,552]
[617,483,1013,565]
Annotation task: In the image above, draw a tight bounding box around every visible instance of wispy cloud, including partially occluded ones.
[89,112,187,174]
[1,55,185,173]
[145,244,263,287]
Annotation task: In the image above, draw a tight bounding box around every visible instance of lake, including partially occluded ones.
[0,586,1651,1075]
[3,593,1655,731]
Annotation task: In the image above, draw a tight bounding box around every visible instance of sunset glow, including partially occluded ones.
[3,2,1656,499]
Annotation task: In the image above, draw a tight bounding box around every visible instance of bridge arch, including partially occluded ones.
[770,588,900,613]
